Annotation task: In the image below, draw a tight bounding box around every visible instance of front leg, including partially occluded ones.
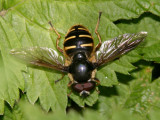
[91,78,100,86]
[88,78,100,94]
[91,69,100,86]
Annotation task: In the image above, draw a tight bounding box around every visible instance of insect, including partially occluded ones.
[11,12,147,97]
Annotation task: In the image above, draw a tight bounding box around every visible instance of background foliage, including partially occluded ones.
[0,0,160,119]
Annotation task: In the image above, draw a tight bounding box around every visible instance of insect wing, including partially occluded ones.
[11,47,68,72]
[95,32,147,67]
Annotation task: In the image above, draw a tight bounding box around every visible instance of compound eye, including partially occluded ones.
[71,82,96,95]
[72,83,83,93]
[83,82,96,91]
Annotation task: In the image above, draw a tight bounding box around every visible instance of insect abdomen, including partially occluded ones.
[64,25,94,57]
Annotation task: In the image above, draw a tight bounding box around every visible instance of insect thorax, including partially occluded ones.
[68,52,94,83]
[64,25,94,58]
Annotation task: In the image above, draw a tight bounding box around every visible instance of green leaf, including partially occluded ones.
[149,109,160,120]
[0,0,157,114]
[19,101,77,120]
[94,62,154,119]
[0,0,25,12]
[97,67,118,87]
[25,68,68,112]
[123,65,153,115]
[18,100,141,120]
[2,103,23,120]
[0,17,24,115]
[151,77,160,109]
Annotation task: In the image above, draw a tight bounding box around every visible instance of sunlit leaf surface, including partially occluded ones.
[0,0,160,119]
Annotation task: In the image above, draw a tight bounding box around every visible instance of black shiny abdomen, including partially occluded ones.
[64,25,94,57]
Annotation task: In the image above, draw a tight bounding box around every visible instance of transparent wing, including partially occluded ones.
[11,47,68,72]
[95,32,147,67]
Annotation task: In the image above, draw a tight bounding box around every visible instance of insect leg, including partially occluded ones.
[95,12,102,51]
[48,21,63,53]
[91,78,100,86]
[96,89,100,94]
[55,73,65,83]
[67,90,72,97]
[67,81,73,87]
[91,78,100,93]
[67,81,73,96]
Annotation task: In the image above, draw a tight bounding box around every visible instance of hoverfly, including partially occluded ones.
[11,12,147,97]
